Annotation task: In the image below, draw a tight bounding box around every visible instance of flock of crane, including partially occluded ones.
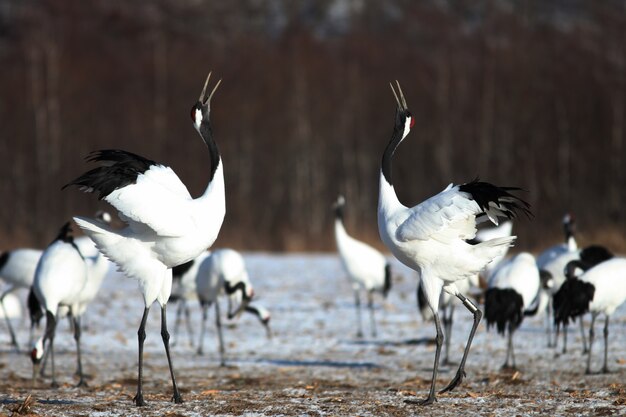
[1,75,625,408]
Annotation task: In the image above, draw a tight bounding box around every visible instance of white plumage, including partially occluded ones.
[536,213,577,269]
[0,248,42,348]
[64,73,225,406]
[334,195,391,338]
[31,223,88,387]
[377,82,530,405]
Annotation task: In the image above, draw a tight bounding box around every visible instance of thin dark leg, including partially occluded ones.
[215,301,226,366]
[0,290,20,350]
[134,307,150,406]
[562,324,568,354]
[73,315,87,387]
[442,304,455,366]
[367,291,377,338]
[503,324,516,369]
[184,301,194,347]
[197,302,209,356]
[354,290,363,338]
[46,312,58,388]
[601,316,610,374]
[580,317,588,354]
[406,310,443,406]
[440,294,482,393]
[161,305,183,404]
[172,300,184,345]
[547,297,555,348]
[585,314,596,375]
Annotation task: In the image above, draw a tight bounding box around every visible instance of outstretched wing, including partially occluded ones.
[396,180,530,243]
[65,150,194,237]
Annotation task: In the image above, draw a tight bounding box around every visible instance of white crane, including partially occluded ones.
[536,213,577,269]
[196,249,255,365]
[541,244,613,352]
[377,82,530,405]
[63,73,225,406]
[551,245,614,353]
[334,195,391,338]
[485,253,540,369]
[554,257,626,374]
[0,248,42,349]
[30,222,88,387]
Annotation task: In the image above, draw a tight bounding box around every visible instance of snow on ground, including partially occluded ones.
[1,253,625,416]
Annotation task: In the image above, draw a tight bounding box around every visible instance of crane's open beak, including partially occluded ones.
[389,80,408,112]
[199,72,222,106]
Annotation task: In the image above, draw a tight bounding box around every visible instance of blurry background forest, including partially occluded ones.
[0,0,625,252]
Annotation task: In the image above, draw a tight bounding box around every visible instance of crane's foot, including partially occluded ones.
[134,392,146,407]
[172,393,184,404]
[601,366,611,374]
[405,395,437,406]
[501,364,517,371]
[439,369,466,393]
[76,379,88,388]
[50,380,60,389]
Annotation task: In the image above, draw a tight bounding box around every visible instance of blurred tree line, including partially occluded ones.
[0,0,624,252]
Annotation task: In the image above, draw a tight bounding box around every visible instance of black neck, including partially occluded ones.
[224,281,250,300]
[382,118,405,185]
[334,205,344,221]
[565,259,586,280]
[199,119,221,183]
[563,222,574,243]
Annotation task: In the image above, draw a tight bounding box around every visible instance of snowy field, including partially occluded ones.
[1,253,625,416]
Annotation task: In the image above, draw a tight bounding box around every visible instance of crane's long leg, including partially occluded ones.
[134,307,150,406]
[46,311,58,388]
[442,304,455,366]
[215,301,226,366]
[562,324,568,354]
[585,313,596,375]
[503,323,516,369]
[367,291,377,338]
[405,310,443,406]
[579,317,588,354]
[354,290,363,338]
[440,294,482,393]
[184,300,194,347]
[546,296,555,348]
[197,302,209,356]
[72,315,87,387]
[161,305,183,404]
[0,288,20,351]
[601,316,610,374]
[172,299,184,346]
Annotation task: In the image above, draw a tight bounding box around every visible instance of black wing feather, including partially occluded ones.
[63,149,158,200]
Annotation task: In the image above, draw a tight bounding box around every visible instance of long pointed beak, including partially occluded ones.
[389,80,408,111]
[199,71,222,105]
[199,71,212,101]
[264,323,272,340]
[32,363,40,388]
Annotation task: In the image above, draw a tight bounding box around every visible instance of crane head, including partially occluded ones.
[191,71,222,130]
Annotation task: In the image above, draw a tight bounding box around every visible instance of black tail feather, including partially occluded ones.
[553,278,595,327]
[27,287,44,329]
[485,288,524,335]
